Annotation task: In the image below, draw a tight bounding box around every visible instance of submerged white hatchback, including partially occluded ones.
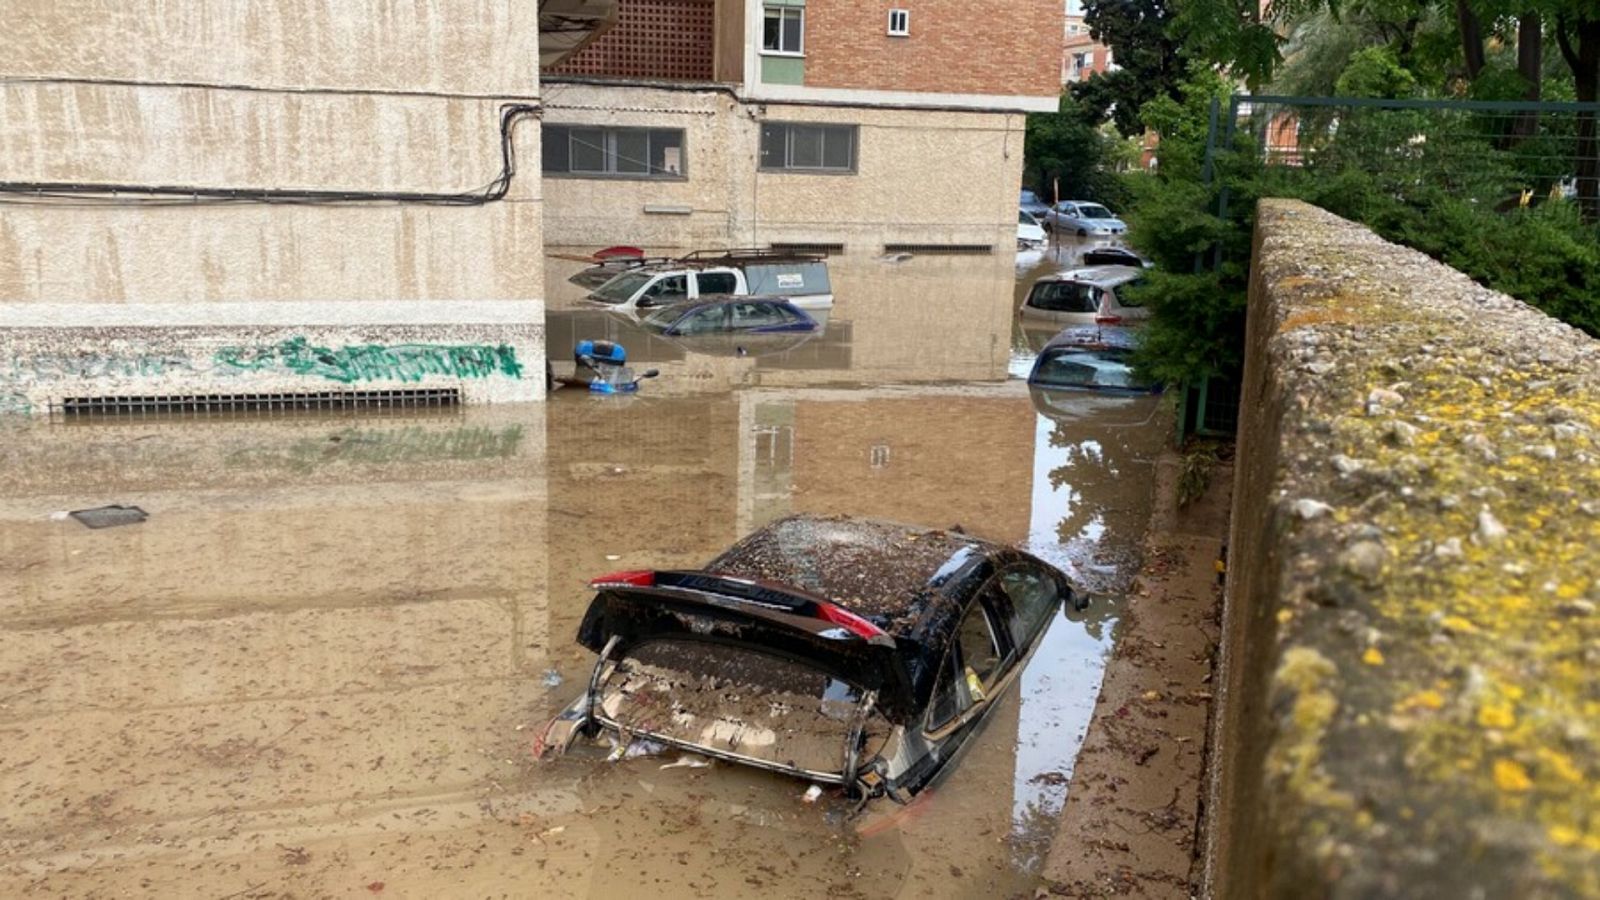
[1019,265,1150,327]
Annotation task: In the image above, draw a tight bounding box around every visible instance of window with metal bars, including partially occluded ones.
[759,122,857,173]
[543,125,687,179]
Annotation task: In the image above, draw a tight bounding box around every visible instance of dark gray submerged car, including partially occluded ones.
[538,515,1080,802]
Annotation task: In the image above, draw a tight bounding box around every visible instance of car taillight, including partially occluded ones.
[588,570,656,588]
[815,602,887,640]
[1095,314,1122,325]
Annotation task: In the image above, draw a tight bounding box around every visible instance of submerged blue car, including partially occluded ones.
[1026,326,1160,394]
[640,296,818,337]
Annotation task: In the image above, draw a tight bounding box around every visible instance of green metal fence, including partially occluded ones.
[1179,93,1600,440]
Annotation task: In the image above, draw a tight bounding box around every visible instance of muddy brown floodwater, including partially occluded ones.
[0,241,1165,899]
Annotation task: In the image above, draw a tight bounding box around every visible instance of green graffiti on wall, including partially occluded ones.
[213,337,524,384]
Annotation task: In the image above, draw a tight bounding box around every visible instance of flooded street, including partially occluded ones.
[0,241,1166,898]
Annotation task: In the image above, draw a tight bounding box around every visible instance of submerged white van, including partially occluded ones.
[584,249,835,312]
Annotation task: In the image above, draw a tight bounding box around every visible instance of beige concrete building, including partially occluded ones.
[542,0,1063,252]
[0,1,617,414]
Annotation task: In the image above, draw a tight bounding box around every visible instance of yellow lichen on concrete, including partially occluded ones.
[1244,200,1600,896]
[1266,648,1355,814]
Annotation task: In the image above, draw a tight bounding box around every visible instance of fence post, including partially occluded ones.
[1211,94,1243,272]
[1194,96,1222,275]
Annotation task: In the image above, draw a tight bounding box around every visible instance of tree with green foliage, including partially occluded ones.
[1023,95,1131,206]
[1073,0,1185,137]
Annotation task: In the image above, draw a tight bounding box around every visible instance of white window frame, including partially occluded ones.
[762,5,805,57]
[887,9,910,37]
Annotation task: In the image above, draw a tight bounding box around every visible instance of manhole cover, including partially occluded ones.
[69,505,148,529]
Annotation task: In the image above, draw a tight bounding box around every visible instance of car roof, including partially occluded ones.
[705,514,1005,633]
[1035,264,1143,287]
[660,295,796,313]
[1039,324,1140,353]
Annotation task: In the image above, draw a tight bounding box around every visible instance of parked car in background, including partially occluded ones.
[1020,189,1051,220]
[1019,265,1149,327]
[1017,210,1047,249]
[1027,326,1159,394]
[538,515,1079,800]
[639,296,818,337]
[586,249,833,312]
[1042,201,1127,237]
[1080,246,1150,268]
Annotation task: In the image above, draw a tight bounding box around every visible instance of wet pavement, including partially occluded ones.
[0,239,1166,898]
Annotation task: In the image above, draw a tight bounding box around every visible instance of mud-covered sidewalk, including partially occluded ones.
[1039,451,1232,898]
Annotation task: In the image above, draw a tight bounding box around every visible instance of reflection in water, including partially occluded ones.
[0,246,1163,899]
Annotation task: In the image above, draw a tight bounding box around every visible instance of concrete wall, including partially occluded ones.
[1207,200,1600,898]
[541,82,1022,251]
[0,0,546,411]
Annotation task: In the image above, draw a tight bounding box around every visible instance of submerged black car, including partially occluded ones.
[539,515,1079,801]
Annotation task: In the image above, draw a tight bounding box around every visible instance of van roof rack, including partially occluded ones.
[679,247,830,263]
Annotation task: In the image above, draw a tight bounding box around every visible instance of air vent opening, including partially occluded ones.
[882,243,993,256]
[58,389,461,417]
[769,241,845,255]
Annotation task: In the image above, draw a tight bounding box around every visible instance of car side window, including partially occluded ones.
[1114,278,1147,308]
[675,305,728,334]
[696,271,739,295]
[955,602,1001,694]
[1000,566,1060,644]
[645,274,689,303]
[927,651,965,731]
[732,302,786,329]
[926,601,1004,732]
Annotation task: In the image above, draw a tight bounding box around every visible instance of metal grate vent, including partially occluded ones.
[881,243,994,256]
[58,389,461,417]
[769,242,844,255]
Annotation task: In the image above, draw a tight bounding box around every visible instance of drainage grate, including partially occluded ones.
[769,241,844,255]
[59,389,461,417]
[70,505,148,529]
[881,243,993,256]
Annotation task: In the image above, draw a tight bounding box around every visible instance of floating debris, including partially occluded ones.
[68,505,148,529]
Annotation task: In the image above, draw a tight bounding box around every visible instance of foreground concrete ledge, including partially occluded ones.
[1207,200,1600,898]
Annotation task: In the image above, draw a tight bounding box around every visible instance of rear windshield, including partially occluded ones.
[1029,281,1099,313]
[1032,347,1145,390]
[591,271,652,303]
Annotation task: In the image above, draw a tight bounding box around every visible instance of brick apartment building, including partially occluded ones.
[543,0,1063,252]
[1061,0,1112,85]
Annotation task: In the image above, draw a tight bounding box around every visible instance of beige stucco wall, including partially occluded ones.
[755,105,1022,250]
[0,0,546,409]
[541,82,1023,252]
[541,85,745,249]
[4,0,541,96]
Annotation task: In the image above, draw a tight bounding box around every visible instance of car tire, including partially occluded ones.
[1077,228,1088,237]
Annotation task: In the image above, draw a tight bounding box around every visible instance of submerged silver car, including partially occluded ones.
[538,515,1079,802]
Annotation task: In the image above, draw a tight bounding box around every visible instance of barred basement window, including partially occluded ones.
[759,122,857,173]
[887,9,910,37]
[543,125,686,179]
